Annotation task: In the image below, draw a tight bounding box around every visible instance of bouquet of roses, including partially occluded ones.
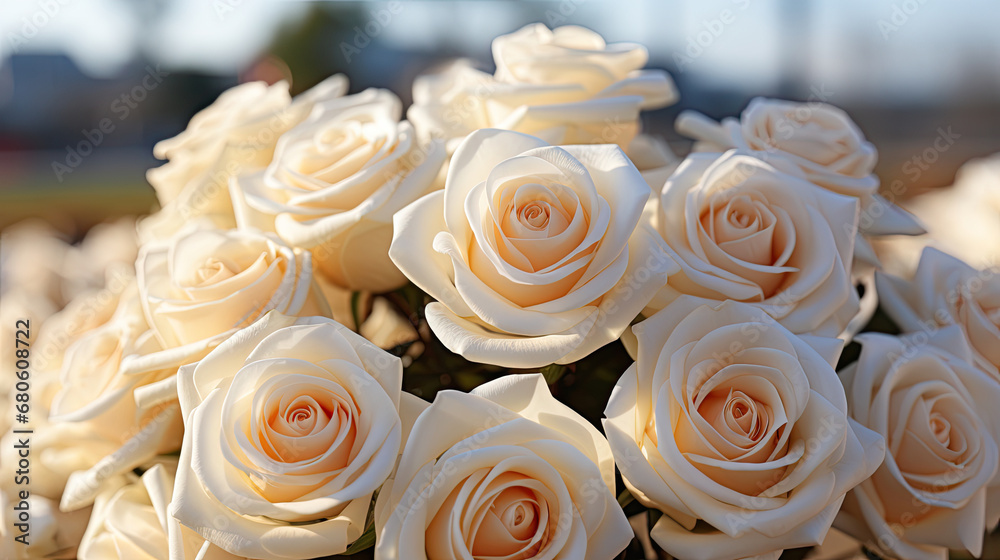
[3,22,1000,560]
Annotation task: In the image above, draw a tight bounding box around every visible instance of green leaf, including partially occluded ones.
[350,291,364,331]
[341,490,378,555]
[342,525,375,555]
[541,363,566,384]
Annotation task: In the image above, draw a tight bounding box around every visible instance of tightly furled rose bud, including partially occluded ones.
[389,128,677,368]
[645,150,860,337]
[374,374,632,560]
[232,88,445,292]
[836,328,1000,560]
[605,296,883,560]
[171,312,408,559]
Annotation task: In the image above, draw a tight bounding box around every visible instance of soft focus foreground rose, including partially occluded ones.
[137,227,329,364]
[0,278,181,510]
[374,374,632,560]
[171,312,404,559]
[836,329,1000,560]
[0,491,90,559]
[646,150,860,337]
[675,98,923,266]
[233,88,445,292]
[78,462,246,560]
[877,247,1000,377]
[408,24,676,157]
[389,128,677,368]
[47,284,188,512]
[48,287,166,435]
[144,76,348,238]
[605,297,884,560]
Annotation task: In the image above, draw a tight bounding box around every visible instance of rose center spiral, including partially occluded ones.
[194,257,235,286]
[519,201,551,230]
[928,412,952,448]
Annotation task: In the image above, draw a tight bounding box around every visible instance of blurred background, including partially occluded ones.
[1,0,999,234]
[1,3,999,558]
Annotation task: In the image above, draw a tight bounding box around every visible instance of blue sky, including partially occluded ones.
[2,0,998,102]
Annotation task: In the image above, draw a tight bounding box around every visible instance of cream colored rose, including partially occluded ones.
[374,374,632,560]
[0,278,181,507]
[389,128,677,368]
[408,24,676,156]
[137,227,329,363]
[32,265,134,374]
[232,88,445,292]
[676,98,923,266]
[605,297,884,560]
[47,287,189,512]
[877,247,1000,378]
[78,462,245,560]
[836,328,1000,560]
[171,311,405,559]
[646,150,860,337]
[145,76,348,236]
[49,288,159,431]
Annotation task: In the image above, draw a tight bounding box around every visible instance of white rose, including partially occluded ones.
[47,285,188,512]
[374,374,632,560]
[232,88,445,292]
[605,296,884,560]
[79,462,246,560]
[171,311,405,559]
[646,150,860,337]
[675,98,923,266]
[836,328,1000,560]
[137,227,329,363]
[408,24,676,157]
[0,278,181,508]
[389,128,677,368]
[0,490,90,559]
[877,247,1000,377]
[146,76,348,236]
[32,265,134,374]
